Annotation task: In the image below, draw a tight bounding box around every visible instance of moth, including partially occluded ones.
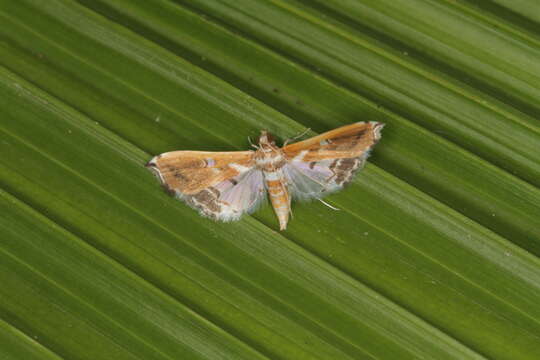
[146,122,384,230]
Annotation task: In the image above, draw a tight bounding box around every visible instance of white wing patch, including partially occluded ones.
[180,169,266,222]
[284,157,365,201]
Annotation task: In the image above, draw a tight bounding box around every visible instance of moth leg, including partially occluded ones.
[248,136,259,150]
[318,198,340,211]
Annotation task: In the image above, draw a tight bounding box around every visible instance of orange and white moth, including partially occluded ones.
[146,122,384,230]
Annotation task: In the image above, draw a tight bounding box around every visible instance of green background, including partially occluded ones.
[1,1,539,359]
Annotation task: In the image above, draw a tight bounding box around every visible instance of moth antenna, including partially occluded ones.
[284,127,311,146]
[248,136,259,149]
[319,198,340,211]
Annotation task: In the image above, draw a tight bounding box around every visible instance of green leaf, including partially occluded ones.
[0,1,539,359]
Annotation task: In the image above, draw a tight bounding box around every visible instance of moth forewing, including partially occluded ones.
[146,150,255,195]
[283,121,383,159]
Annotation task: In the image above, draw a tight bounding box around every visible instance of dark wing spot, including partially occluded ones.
[229,178,238,186]
[193,188,221,213]
[161,183,176,196]
[174,171,188,180]
[331,158,360,185]
[329,159,339,171]
[337,158,356,171]
[309,161,317,169]
[354,129,367,139]
[208,186,220,198]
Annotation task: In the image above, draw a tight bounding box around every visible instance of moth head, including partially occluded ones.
[258,131,276,149]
